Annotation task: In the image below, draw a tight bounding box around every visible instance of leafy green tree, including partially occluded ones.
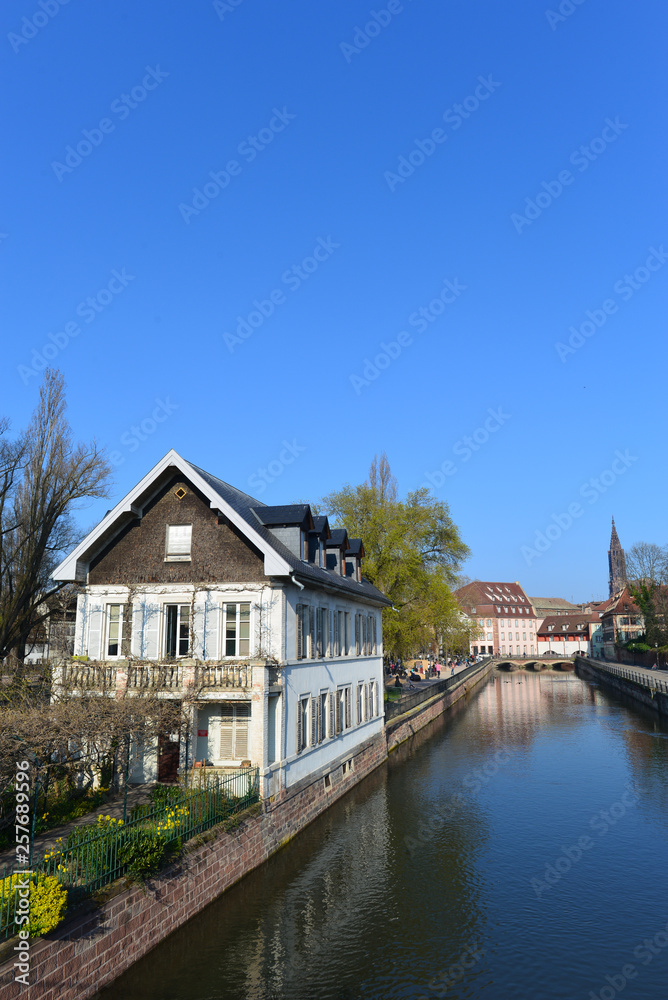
[321,454,474,657]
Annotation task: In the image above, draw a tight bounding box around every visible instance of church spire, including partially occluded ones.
[608,516,627,598]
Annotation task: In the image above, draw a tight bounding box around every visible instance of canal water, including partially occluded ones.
[96,669,668,1000]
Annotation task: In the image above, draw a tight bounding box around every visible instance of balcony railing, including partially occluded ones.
[60,663,115,690]
[194,663,250,689]
[129,663,182,689]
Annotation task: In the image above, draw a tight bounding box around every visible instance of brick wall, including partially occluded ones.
[89,475,265,586]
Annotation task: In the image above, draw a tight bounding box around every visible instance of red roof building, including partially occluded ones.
[455,581,537,656]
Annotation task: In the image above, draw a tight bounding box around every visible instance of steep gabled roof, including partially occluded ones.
[53,450,390,606]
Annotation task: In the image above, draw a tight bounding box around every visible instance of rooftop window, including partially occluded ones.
[165,524,192,562]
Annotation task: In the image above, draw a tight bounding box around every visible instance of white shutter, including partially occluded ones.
[220,704,234,759]
[234,703,250,759]
[355,614,360,655]
[334,691,342,734]
[204,601,219,660]
[364,682,369,721]
[131,603,142,657]
[328,692,335,737]
[74,593,87,656]
[191,603,205,660]
[345,687,351,728]
[328,611,333,657]
[142,603,161,659]
[87,604,103,660]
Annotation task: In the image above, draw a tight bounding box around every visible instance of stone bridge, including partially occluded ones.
[491,656,576,672]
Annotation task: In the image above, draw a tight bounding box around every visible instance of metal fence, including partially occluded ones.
[0,767,259,939]
[385,658,492,720]
[578,656,668,695]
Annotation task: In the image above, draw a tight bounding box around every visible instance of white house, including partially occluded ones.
[51,450,390,799]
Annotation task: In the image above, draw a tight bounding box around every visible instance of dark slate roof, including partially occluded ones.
[251,504,313,528]
[327,528,349,547]
[188,460,390,607]
[310,516,331,538]
[346,539,364,556]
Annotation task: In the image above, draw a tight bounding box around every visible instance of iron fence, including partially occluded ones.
[0,767,259,938]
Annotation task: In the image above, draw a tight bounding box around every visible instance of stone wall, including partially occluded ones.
[576,656,668,717]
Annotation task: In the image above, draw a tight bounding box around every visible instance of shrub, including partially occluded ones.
[118,831,167,882]
[0,873,67,937]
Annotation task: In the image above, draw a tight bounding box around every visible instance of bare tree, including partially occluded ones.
[0,370,111,663]
[626,542,668,585]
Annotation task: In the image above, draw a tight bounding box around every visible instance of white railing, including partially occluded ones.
[60,663,115,690]
[129,663,182,689]
[194,663,250,688]
[579,657,668,695]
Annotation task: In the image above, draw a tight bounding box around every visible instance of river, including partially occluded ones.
[95,669,668,1000]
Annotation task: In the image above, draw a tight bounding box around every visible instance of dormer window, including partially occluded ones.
[300,530,308,561]
[165,524,192,562]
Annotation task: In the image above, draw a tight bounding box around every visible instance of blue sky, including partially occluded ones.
[1,0,666,601]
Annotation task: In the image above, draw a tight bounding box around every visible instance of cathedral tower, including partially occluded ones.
[608,517,627,598]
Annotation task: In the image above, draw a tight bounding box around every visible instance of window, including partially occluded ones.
[355,614,362,656]
[523,633,526,641]
[344,612,351,655]
[165,604,190,657]
[515,632,519,641]
[357,683,364,724]
[486,619,491,626]
[296,696,309,753]
[501,633,505,641]
[165,524,192,561]
[225,603,250,657]
[471,607,476,614]
[320,692,328,741]
[316,608,326,658]
[501,645,506,653]
[220,702,250,761]
[487,633,493,641]
[369,680,377,718]
[106,604,123,657]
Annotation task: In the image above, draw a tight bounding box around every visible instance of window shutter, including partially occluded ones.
[328,610,333,657]
[74,593,87,656]
[333,612,339,655]
[143,603,161,659]
[372,616,377,654]
[311,696,318,746]
[87,605,103,660]
[204,601,220,660]
[345,687,351,728]
[296,700,303,753]
[364,682,369,721]
[234,703,250,759]
[220,704,234,760]
[328,692,335,737]
[309,607,316,660]
[334,691,342,734]
[296,605,303,660]
[191,602,205,660]
[316,609,323,658]
[355,614,360,655]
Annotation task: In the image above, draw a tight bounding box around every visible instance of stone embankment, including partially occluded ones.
[576,655,668,716]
